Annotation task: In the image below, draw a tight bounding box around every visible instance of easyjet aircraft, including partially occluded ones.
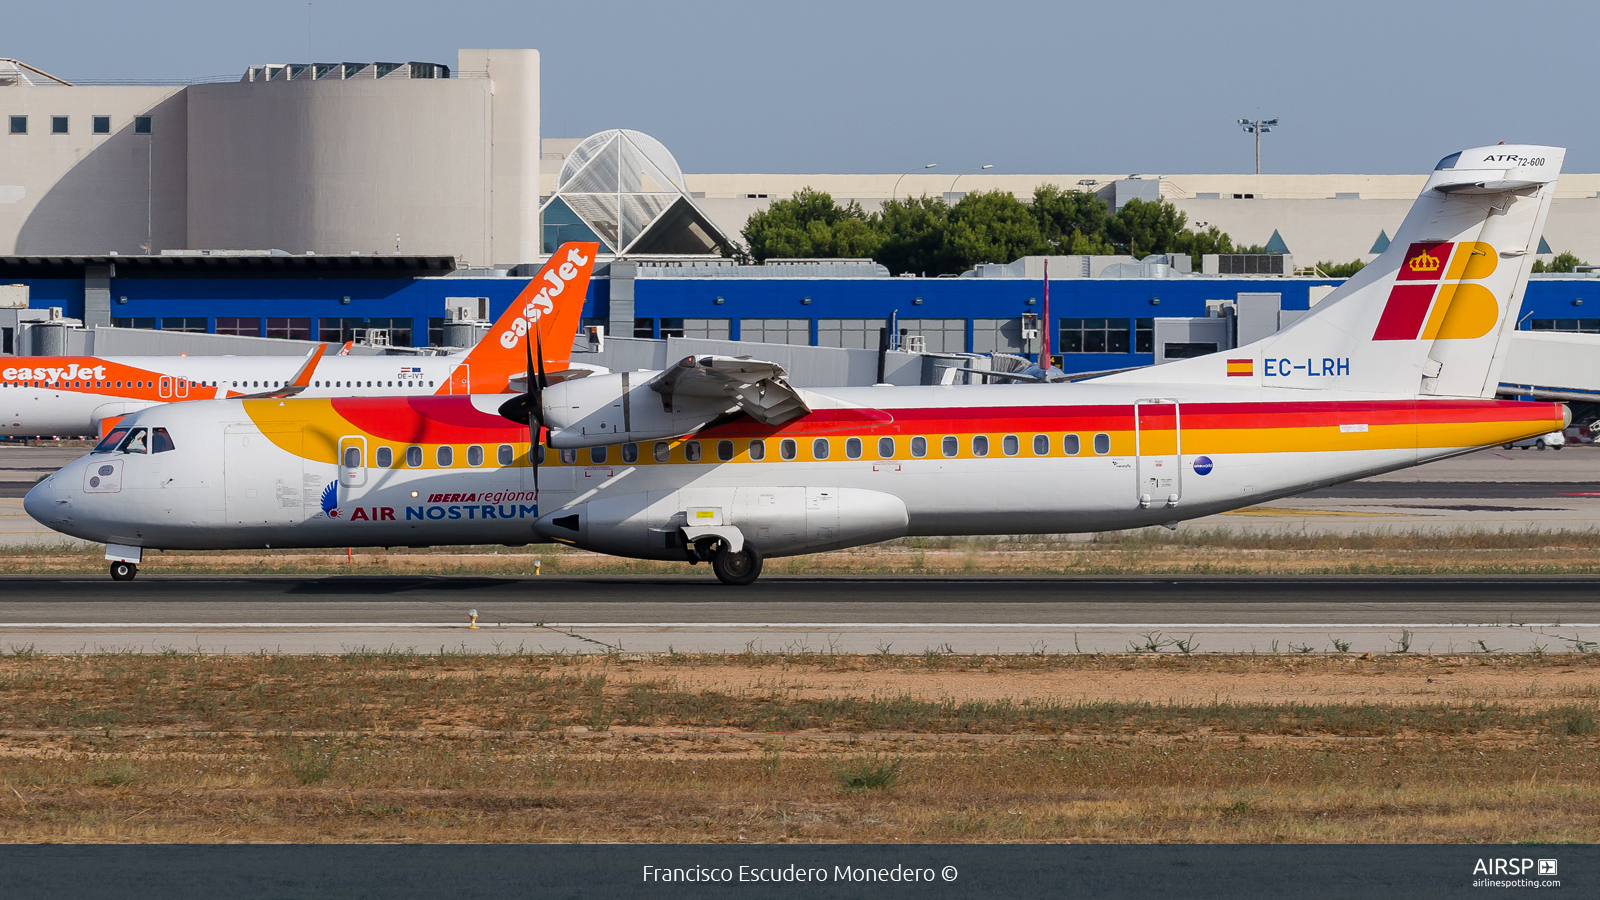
[0,243,598,436]
[28,147,1569,583]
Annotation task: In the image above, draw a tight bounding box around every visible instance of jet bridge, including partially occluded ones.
[1499,330,1600,418]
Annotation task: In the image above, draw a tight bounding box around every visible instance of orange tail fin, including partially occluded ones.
[451,242,598,393]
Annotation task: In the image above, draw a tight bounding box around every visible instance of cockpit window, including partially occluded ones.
[1435,151,1461,170]
[93,426,130,453]
[119,427,150,454]
[151,427,176,453]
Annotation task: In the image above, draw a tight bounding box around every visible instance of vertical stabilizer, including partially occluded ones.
[1101,146,1563,398]
[450,242,598,393]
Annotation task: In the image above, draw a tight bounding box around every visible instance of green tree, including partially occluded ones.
[1172,225,1236,270]
[1105,198,1190,258]
[1030,185,1111,250]
[873,196,951,276]
[740,188,882,262]
[1314,259,1367,278]
[1533,251,1586,273]
[942,191,1051,272]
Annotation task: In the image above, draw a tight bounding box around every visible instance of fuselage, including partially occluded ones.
[0,354,603,437]
[24,381,1566,556]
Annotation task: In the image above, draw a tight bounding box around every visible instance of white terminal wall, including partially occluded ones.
[187,49,537,266]
[0,85,188,255]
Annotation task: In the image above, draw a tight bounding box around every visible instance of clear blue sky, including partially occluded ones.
[10,0,1599,175]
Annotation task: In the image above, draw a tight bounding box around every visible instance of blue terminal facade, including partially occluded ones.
[8,269,1599,375]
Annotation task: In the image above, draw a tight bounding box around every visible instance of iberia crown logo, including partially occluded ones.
[1408,250,1441,272]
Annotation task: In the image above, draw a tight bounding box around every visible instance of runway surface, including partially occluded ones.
[3,575,1597,655]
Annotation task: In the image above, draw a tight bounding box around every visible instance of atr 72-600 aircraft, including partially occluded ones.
[28,147,1569,582]
[0,243,597,436]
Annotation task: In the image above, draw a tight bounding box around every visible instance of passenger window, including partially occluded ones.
[941,436,957,458]
[877,437,894,458]
[1033,434,1049,456]
[845,437,862,459]
[622,442,639,464]
[780,438,797,460]
[437,445,453,467]
[342,446,362,468]
[1093,433,1110,455]
[93,427,131,453]
[685,441,702,462]
[653,441,671,463]
[1063,434,1081,455]
[376,446,393,468]
[717,439,734,461]
[591,446,607,464]
[1002,435,1019,456]
[119,428,149,454]
[536,445,547,464]
[910,436,927,458]
[748,439,765,461]
[151,427,176,453]
[497,444,514,466]
[406,446,422,467]
[813,438,830,460]
[560,449,577,465]
[467,445,484,467]
[972,435,989,457]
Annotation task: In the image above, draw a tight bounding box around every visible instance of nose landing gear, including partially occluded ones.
[109,561,138,581]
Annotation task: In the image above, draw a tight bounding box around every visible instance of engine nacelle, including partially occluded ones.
[541,371,733,449]
[534,486,908,560]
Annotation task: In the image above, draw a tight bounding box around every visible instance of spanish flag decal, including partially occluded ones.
[1226,358,1253,377]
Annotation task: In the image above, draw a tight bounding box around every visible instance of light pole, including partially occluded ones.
[1237,118,1278,175]
[892,163,937,202]
[950,164,993,194]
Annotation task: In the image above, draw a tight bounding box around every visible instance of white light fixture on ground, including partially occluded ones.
[1237,117,1279,175]
[892,163,937,202]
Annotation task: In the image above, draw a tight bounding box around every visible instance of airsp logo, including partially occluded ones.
[498,245,591,349]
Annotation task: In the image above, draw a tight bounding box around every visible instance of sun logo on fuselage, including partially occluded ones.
[320,481,339,518]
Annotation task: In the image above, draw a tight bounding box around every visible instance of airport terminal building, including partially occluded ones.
[4,51,1600,376]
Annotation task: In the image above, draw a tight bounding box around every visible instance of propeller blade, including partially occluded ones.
[528,329,542,496]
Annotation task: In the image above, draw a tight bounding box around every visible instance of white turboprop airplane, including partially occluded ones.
[0,243,599,436]
[28,146,1570,583]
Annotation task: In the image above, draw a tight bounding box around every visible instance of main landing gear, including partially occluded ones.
[711,542,763,586]
[109,561,138,581]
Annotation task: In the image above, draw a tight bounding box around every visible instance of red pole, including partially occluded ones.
[1040,259,1051,366]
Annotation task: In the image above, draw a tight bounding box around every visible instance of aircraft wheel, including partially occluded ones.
[711,542,763,586]
[1536,440,1547,451]
[1504,444,1514,450]
[109,561,137,582]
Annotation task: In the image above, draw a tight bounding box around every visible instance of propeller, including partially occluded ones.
[497,326,549,496]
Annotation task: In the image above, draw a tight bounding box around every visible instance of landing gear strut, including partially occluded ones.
[109,561,138,581]
[711,542,763,586]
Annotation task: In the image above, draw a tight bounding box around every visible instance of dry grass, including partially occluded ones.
[0,652,1595,843]
[12,527,1600,576]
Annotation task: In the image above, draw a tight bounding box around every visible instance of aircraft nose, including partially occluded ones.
[22,473,61,525]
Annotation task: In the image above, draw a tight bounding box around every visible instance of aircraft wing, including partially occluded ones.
[651,355,810,425]
[233,343,329,400]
